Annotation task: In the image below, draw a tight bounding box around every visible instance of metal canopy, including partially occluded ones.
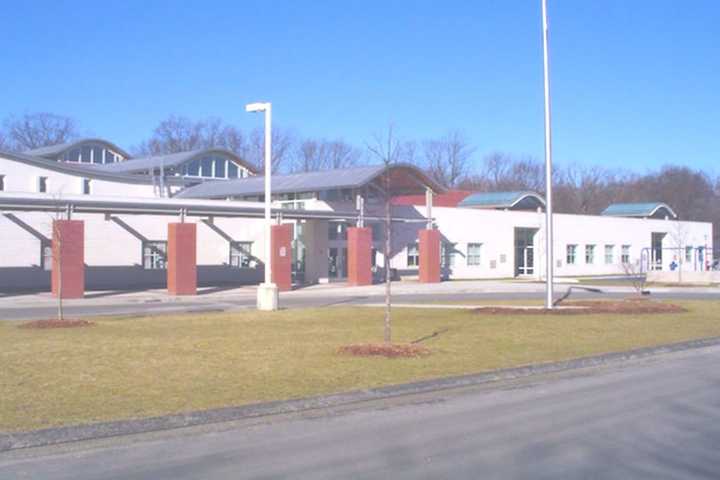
[0,193,429,223]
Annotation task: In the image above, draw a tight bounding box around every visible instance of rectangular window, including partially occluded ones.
[142,241,167,270]
[214,158,226,178]
[81,146,92,163]
[82,179,91,195]
[566,244,577,265]
[621,245,631,264]
[604,244,614,264]
[0,174,4,191]
[685,246,693,263]
[92,147,103,164]
[467,243,482,266]
[328,222,346,241]
[229,241,252,268]
[441,242,456,268]
[585,244,595,264]
[407,243,419,267]
[227,162,239,178]
[41,242,52,271]
[38,176,48,193]
[200,158,213,177]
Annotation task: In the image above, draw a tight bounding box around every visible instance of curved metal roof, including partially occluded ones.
[93,148,258,175]
[602,202,677,219]
[24,138,131,160]
[458,191,546,210]
[0,149,190,186]
[174,163,444,199]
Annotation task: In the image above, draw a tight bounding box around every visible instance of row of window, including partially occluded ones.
[177,156,248,179]
[30,176,92,195]
[62,146,123,164]
[142,241,253,270]
[407,242,483,267]
[566,244,631,265]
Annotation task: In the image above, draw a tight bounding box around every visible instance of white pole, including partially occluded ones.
[264,103,273,285]
[541,0,555,309]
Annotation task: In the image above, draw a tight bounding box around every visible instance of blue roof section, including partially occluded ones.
[458,191,546,209]
[602,202,677,218]
[24,138,131,160]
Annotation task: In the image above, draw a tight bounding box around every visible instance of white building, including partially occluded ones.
[0,138,713,293]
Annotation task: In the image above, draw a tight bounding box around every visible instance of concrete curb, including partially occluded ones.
[2,336,720,453]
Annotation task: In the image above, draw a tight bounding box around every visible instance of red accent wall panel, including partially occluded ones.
[51,220,85,299]
[419,228,441,283]
[347,227,372,286]
[271,223,293,292]
[167,223,197,295]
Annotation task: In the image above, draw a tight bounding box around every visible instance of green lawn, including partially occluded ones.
[2,301,719,432]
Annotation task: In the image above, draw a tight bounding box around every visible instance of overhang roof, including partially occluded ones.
[93,148,258,175]
[24,138,131,159]
[174,163,444,199]
[602,202,677,219]
[0,192,428,223]
[458,191,546,210]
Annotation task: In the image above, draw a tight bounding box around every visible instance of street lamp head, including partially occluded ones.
[245,102,269,113]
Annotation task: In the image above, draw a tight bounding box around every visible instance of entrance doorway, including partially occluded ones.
[650,232,666,270]
[515,228,538,276]
[328,247,348,279]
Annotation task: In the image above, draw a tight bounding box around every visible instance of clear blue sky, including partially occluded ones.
[3,0,718,172]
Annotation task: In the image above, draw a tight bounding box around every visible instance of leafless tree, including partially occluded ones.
[423,130,475,188]
[292,138,362,172]
[3,113,79,151]
[244,126,295,174]
[366,124,407,344]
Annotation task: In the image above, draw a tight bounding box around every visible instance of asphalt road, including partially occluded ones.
[2,345,719,479]
[1,290,718,321]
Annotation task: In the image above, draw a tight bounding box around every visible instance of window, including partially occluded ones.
[467,243,482,266]
[41,242,52,271]
[621,245,631,264]
[566,244,577,265]
[441,242,456,268]
[81,146,92,163]
[214,158,226,178]
[585,244,595,264]
[407,243,419,267]
[92,147,103,164]
[604,244,614,264]
[0,174,4,191]
[230,241,253,268]
[186,160,200,176]
[142,241,167,269]
[200,158,213,177]
[82,179,91,195]
[38,176,48,193]
[328,222,347,241]
[685,246,693,263]
[104,150,116,164]
[227,162,239,178]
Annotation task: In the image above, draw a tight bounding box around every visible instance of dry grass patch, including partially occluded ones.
[19,319,95,329]
[1,300,719,432]
[338,343,431,358]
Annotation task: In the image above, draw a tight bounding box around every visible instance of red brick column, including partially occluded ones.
[347,227,372,286]
[271,223,293,291]
[419,228,441,283]
[167,223,197,295]
[51,220,85,299]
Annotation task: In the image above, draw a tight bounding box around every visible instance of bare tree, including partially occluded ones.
[292,138,362,172]
[3,113,79,151]
[423,130,475,188]
[366,124,406,344]
[245,126,295,174]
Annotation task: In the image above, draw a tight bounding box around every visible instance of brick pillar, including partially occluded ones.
[167,223,197,295]
[347,227,372,286]
[419,228,441,283]
[271,223,293,292]
[51,219,85,299]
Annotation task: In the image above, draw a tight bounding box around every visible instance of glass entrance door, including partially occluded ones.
[515,228,538,276]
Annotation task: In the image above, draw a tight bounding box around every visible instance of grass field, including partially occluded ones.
[2,300,719,432]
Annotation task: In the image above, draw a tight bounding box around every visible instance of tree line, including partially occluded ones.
[1,112,718,249]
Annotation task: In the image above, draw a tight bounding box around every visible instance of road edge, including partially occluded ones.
[2,335,720,452]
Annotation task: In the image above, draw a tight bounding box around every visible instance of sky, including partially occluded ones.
[2,0,718,173]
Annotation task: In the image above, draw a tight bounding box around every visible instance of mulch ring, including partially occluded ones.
[18,319,95,329]
[475,299,687,316]
[338,343,431,358]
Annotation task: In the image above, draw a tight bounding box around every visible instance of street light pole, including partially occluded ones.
[541,0,555,309]
[246,101,279,311]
